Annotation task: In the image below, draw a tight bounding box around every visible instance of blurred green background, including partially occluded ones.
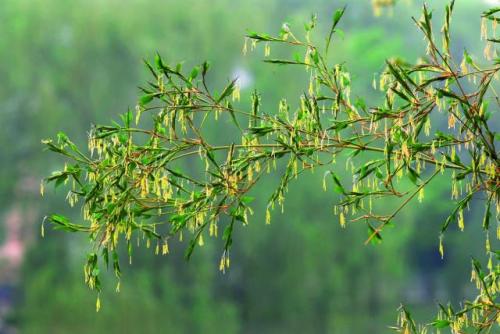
[0,0,495,333]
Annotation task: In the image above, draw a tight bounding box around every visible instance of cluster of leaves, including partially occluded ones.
[42,0,499,330]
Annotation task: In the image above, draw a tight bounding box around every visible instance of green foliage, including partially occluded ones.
[41,0,499,332]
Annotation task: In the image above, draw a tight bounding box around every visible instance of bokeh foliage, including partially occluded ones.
[1,0,497,333]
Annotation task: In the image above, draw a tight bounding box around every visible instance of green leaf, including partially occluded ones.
[248,126,274,137]
[482,7,500,18]
[326,6,346,54]
[240,196,255,204]
[120,109,133,127]
[140,94,154,106]
[226,102,241,130]
[201,61,211,77]
[435,88,466,103]
[355,160,384,182]
[189,66,200,81]
[431,319,450,328]
[329,172,346,194]
[49,214,70,225]
[216,79,237,104]
[143,59,157,79]
[406,167,420,185]
[263,59,309,66]
[54,174,68,188]
[48,214,86,232]
[482,198,492,230]
[185,238,198,260]
[246,31,278,42]
[386,61,416,99]
[154,53,164,70]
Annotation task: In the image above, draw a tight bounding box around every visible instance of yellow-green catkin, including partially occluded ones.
[209,221,218,237]
[439,235,445,259]
[424,117,431,136]
[264,42,271,57]
[458,209,465,231]
[448,113,456,129]
[219,252,230,273]
[162,241,169,255]
[304,48,311,67]
[242,38,248,55]
[460,56,468,75]
[485,233,491,253]
[487,254,493,272]
[40,218,45,238]
[308,74,314,96]
[339,212,346,228]
[232,83,241,102]
[481,17,488,40]
[96,295,101,312]
[418,187,425,203]
[484,41,493,60]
